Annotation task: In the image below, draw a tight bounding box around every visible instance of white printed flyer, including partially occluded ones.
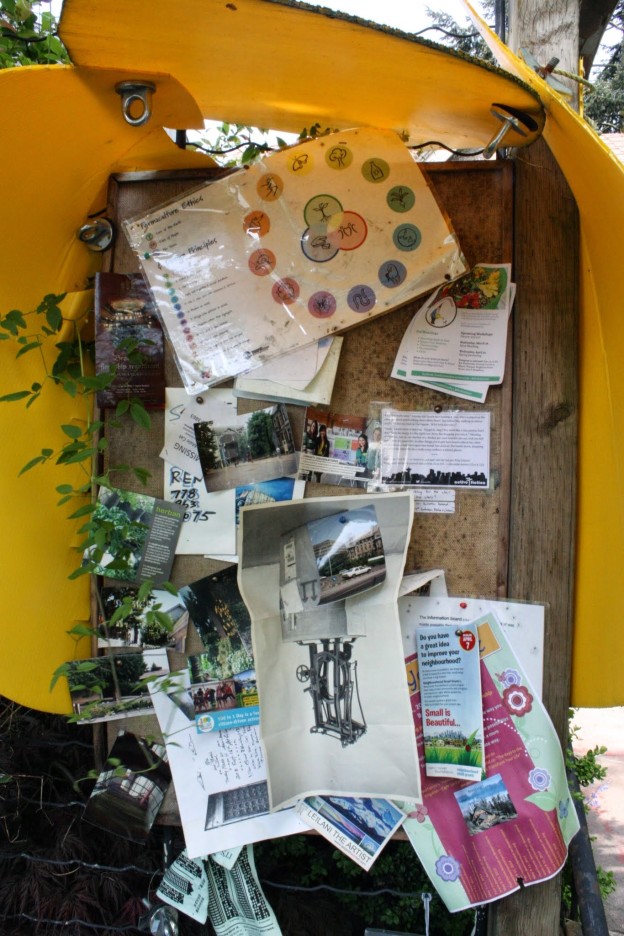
[380,408,490,488]
[391,264,513,403]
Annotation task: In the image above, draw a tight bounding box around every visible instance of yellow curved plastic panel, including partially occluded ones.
[0,66,214,712]
[465,2,624,706]
[1,292,93,713]
[59,0,544,152]
[0,64,210,315]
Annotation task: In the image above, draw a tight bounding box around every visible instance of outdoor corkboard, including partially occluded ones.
[99,160,514,807]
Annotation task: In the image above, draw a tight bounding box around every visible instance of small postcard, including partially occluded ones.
[193,401,297,493]
[82,486,184,584]
[94,271,165,409]
[179,566,254,673]
[97,585,189,651]
[188,656,259,734]
[64,649,169,723]
[296,796,405,871]
[416,623,484,781]
[83,730,171,843]
[297,407,378,488]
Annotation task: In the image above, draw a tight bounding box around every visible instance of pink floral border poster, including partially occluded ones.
[400,611,579,912]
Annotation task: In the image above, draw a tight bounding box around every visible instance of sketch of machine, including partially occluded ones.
[295,637,366,747]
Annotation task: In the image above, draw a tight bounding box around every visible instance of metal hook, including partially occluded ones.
[77,217,114,252]
[483,107,528,159]
[115,80,156,127]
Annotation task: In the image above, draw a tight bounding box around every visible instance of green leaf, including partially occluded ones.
[45,304,63,332]
[56,448,95,465]
[130,401,151,430]
[61,423,83,439]
[56,484,74,494]
[15,341,40,358]
[67,502,96,520]
[18,454,46,475]
[159,581,179,596]
[0,390,30,402]
[68,565,91,580]
[67,623,95,637]
[137,580,154,601]
[115,399,130,417]
[133,466,151,485]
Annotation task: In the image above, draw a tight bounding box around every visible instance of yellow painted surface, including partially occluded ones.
[2,292,93,712]
[0,64,210,314]
[467,2,624,706]
[0,1,620,709]
[58,0,544,151]
[0,66,213,712]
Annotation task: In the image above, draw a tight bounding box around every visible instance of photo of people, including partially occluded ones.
[297,408,372,486]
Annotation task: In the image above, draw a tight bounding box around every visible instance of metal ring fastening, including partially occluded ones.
[115,80,156,127]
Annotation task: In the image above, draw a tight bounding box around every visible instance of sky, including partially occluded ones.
[309,0,483,34]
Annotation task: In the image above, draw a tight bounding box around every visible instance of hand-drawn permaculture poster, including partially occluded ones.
[124,127,467,393]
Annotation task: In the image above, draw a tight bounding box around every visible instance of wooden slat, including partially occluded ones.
[487,140,579,936]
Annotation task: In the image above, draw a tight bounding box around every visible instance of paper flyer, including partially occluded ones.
[64,648,169,724]
[380,409,490,488]
[297,408,379,488]
[399,610,579,912]
[97,585,189,651]
[83,731,171,844]
[194,402,297,494]
[148,672,306,859]
[82,486,184,584]
[400,593,544,697]
[124,127,466,394]
[205,845,282,936]
[157,850,209,923]
[94,271,165,409]
[391,264,514,403]
[296,796,405,871]
[416,623,484,782]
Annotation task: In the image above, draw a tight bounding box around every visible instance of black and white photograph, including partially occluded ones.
[194,402,297,492]
[238,492,421,810]
[83,730,171,843]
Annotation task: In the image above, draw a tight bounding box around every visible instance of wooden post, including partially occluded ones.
[488,139,579,935]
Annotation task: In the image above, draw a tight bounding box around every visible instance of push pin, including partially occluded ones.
[115,80,156,127]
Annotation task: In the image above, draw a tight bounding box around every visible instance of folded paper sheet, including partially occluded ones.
[238,492,420,811]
